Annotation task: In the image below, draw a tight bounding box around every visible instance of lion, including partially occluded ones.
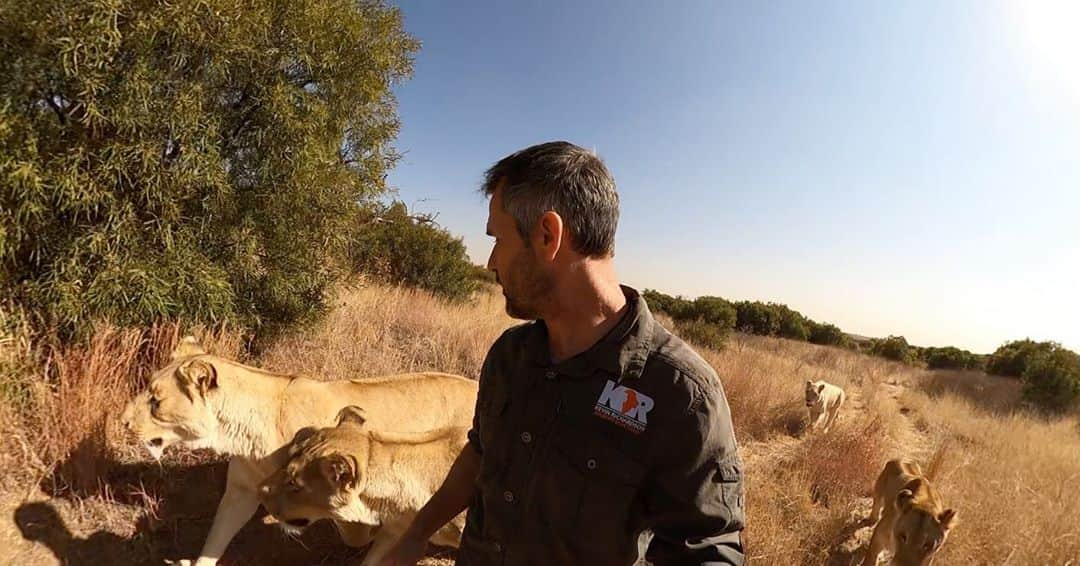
[863,459,957,566]
[119,336,477,566]
[805,379,845,432]
[258,405,467,566]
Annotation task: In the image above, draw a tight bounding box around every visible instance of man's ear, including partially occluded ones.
[336,406,367,427]
[177,359,217,396]
[535,211,565,261]
[319,453,358,490]
[171,335,206,359]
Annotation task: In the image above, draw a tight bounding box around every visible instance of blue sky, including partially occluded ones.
[387,0,1079,354]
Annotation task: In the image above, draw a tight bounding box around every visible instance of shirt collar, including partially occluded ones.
[527,285,655,381]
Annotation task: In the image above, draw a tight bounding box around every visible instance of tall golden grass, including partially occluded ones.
[2,283,1078,565]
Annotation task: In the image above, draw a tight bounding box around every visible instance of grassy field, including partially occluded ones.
[2,283,1078,564]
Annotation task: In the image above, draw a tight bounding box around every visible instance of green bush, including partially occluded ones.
[775,305,811,341]
[1021,348,1080,413]
[0,0,417,336]
[922,346,985,370]
[808,321,847,347]
[871,335,914,364]
[675,318,729,351]
[987,339,1059,378]
[347,202,479,302]
[735,301,781,335]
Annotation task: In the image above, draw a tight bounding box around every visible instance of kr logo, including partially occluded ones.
[594,380,655,434]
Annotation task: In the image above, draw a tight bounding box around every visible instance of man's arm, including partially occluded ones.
[645,376,745,566]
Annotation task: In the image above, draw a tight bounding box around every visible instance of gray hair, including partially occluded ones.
[481,141,619,257]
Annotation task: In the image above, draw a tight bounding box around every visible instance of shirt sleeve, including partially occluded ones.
[644,374,746,566]
[466,340,498,456]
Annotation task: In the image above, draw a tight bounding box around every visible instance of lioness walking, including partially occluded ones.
[119,336,477,566]
[259,406,467,566]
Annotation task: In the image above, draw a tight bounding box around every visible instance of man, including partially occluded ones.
[381,141,745,565]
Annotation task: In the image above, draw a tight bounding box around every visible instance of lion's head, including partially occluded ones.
[257,406,373,534]
[805,380,825,407]
[120,336,223,460]
[891,478,957,566]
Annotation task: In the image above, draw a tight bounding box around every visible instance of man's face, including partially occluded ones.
[486,182,554,320]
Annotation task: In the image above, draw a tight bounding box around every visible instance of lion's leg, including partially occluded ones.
[862,521,888,566]
[358,528,401,566]
[869,490,884,524]
[193,461,261,566]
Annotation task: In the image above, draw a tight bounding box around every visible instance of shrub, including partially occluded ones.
[675,318,730,351]
[0,0,418,336]
[923,346,985,370]
[871,335,914,364]
[735,301,781,335]
[808,321,847,347]
[347,202,479,301]
[1021,348,1080,413]
[986,339,1058,378]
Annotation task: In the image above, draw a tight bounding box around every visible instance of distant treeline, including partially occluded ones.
[643,289,1079,412]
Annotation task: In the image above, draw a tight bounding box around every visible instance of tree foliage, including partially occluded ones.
[1021,347,1080,413]
[0,0,418,335]
[347,201,480,302]
[869,335,913,364]
[986,339,1059,378]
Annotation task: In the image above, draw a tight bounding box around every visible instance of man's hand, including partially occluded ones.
[376,531,428,566]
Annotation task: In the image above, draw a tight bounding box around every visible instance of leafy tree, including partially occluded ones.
[871,335,913,364]
[0,0,417,335]
[986,339,1059,378]
[922,346,985,370]
[735,301,781,335]
[1021,348,1080,413]
[809,321,847,347]
[347,202,479,301]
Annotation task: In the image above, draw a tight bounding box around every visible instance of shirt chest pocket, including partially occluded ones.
[478,379,511,465]
[535,427,647,542]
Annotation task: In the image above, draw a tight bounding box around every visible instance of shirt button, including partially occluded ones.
[586,458,598,470]
[520,431,532,444]
[544,370,557,380]
[503,490,515,503]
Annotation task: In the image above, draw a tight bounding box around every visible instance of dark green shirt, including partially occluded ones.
[459,287,745,566]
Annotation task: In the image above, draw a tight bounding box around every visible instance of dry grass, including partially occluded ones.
[900,387,1080,564]
[2,283,1078,566]
[258,282,512,380]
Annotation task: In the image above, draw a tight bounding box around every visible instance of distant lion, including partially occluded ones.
[805,379,845,432]
[259,405,467,566]
[864,459,957,566]
[119,336,477,566]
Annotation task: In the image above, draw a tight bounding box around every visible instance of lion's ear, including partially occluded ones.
[177,359,217,396]
[939,508,957,530]
[817,384,826,393]
[320,453,358,490]
[171,336,206,359]
[895,484,919,512]
[335,406,367,427]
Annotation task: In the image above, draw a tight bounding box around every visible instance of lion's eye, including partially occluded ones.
[287,478,301,491]
[899,533,908,543]
[149,396,160,411]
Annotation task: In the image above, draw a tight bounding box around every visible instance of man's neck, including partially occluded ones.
[542,259,628,363]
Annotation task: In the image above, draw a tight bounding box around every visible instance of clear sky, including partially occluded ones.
[387,0,1080,354]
